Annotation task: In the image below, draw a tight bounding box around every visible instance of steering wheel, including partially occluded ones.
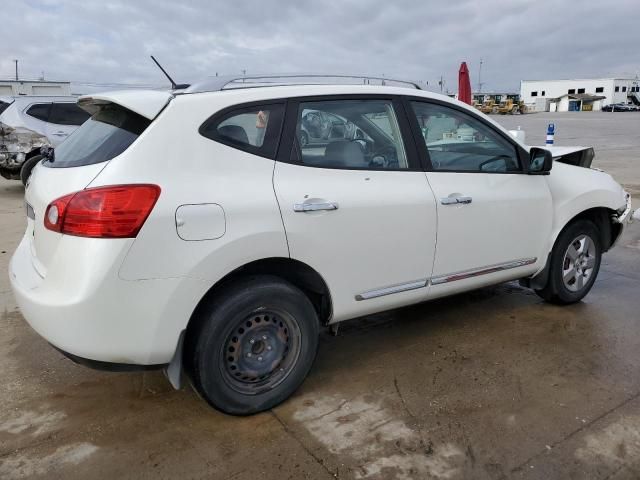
[478,154,512,171]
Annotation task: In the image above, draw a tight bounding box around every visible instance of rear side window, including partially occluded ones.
[45,104,150,168]
[200,104,284,159]
[26,103,51,122]
[291,99,409,170]
[49,102,91,126]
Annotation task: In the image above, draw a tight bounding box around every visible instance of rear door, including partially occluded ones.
[45,102,91,145]
[406,99,552,296]
[274,96,437,322]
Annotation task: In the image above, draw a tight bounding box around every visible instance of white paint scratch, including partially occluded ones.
[575,414,640,467]
[0,408,66,436]
[292,394,465,479]
[0,442,98,479]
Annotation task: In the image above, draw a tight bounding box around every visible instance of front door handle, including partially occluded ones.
[293,202,339,212]
[441,196,472,205]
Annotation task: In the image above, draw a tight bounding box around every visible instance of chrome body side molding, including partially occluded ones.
[354,258,537,301]
[355,279,428,301]
[431,258,537,285]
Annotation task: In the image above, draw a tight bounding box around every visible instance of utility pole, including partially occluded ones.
[478,58,483,93]
[438,75,445,92]
[14,59,18,81]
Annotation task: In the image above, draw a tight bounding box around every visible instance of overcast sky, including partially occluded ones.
[2,0,639,94]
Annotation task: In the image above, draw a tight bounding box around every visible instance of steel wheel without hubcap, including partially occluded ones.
[187,276,319,415]
[222,310,301,395]
[562,234,597,292]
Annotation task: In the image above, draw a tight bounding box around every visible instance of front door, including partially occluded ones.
[274,97,437,322]
[407,100,552,297]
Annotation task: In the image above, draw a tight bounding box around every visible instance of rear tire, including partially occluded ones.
[535,220,602,305]
[187,275,319,415]
[20,154,43,186]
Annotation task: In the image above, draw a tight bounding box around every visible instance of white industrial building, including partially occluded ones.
[520,77,640,112]
[0,80,71,96]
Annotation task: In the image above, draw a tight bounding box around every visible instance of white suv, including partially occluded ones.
[9,76,634,415]
[0,96,91,184]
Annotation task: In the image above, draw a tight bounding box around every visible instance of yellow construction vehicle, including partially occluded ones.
[479,100,496,114]
[495,99,521,115]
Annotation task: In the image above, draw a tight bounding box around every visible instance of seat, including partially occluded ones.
[218,125,249,145]
[322,141,367,168]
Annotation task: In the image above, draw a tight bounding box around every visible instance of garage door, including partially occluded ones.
[32,86,65,95]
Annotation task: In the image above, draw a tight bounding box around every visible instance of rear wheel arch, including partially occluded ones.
[184,257,332,352]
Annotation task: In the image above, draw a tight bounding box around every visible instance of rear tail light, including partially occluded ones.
[44,184,161,238]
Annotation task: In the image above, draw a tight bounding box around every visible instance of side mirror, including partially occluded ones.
[529,147,553,174]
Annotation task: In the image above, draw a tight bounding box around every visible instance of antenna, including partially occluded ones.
[150,56,189,90]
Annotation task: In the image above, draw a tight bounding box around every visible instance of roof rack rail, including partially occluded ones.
[181,73,423,94]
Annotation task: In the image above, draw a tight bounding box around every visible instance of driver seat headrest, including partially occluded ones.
[323,141,366,168]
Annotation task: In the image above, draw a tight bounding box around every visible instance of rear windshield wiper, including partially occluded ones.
[41,145,55,163]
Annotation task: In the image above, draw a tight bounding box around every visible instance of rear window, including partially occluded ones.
[49,102,91,126]
[0,100,13,116]
[26,103,51,122]
[45,104,150,168]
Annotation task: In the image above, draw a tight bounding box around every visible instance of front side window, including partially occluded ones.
[49,103,91,126]
[200,104,284,158]
[291,99,409,170]
[26,103,51,122]
[45,104,150,168]
[411,101,520,173]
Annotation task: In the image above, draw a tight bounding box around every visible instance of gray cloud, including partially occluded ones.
[2,0,639,94]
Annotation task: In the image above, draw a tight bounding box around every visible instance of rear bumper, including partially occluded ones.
[52,345,166,372]
[9,233,207,365]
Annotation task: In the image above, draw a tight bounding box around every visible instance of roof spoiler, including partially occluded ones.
[78,90,173,120]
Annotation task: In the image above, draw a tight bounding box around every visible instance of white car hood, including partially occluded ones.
[532,145,590,158]
[78,90,173,120]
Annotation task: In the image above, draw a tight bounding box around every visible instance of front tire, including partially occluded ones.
[187,276,319,415]
[535,220,602,304]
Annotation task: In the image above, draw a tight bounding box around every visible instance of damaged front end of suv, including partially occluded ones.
[0,122,50,180]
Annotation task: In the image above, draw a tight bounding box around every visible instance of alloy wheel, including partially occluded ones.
[562,234,597,292]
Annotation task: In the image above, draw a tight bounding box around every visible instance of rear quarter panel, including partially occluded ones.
[88,92,290,284]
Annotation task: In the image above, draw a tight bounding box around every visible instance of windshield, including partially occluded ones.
[45,104,150,168]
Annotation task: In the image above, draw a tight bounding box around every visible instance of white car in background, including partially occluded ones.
[0,96,90,184]
[9,75,634,415]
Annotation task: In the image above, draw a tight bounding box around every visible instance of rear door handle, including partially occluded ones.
[441,196,472,205]
[293,202,339,212]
